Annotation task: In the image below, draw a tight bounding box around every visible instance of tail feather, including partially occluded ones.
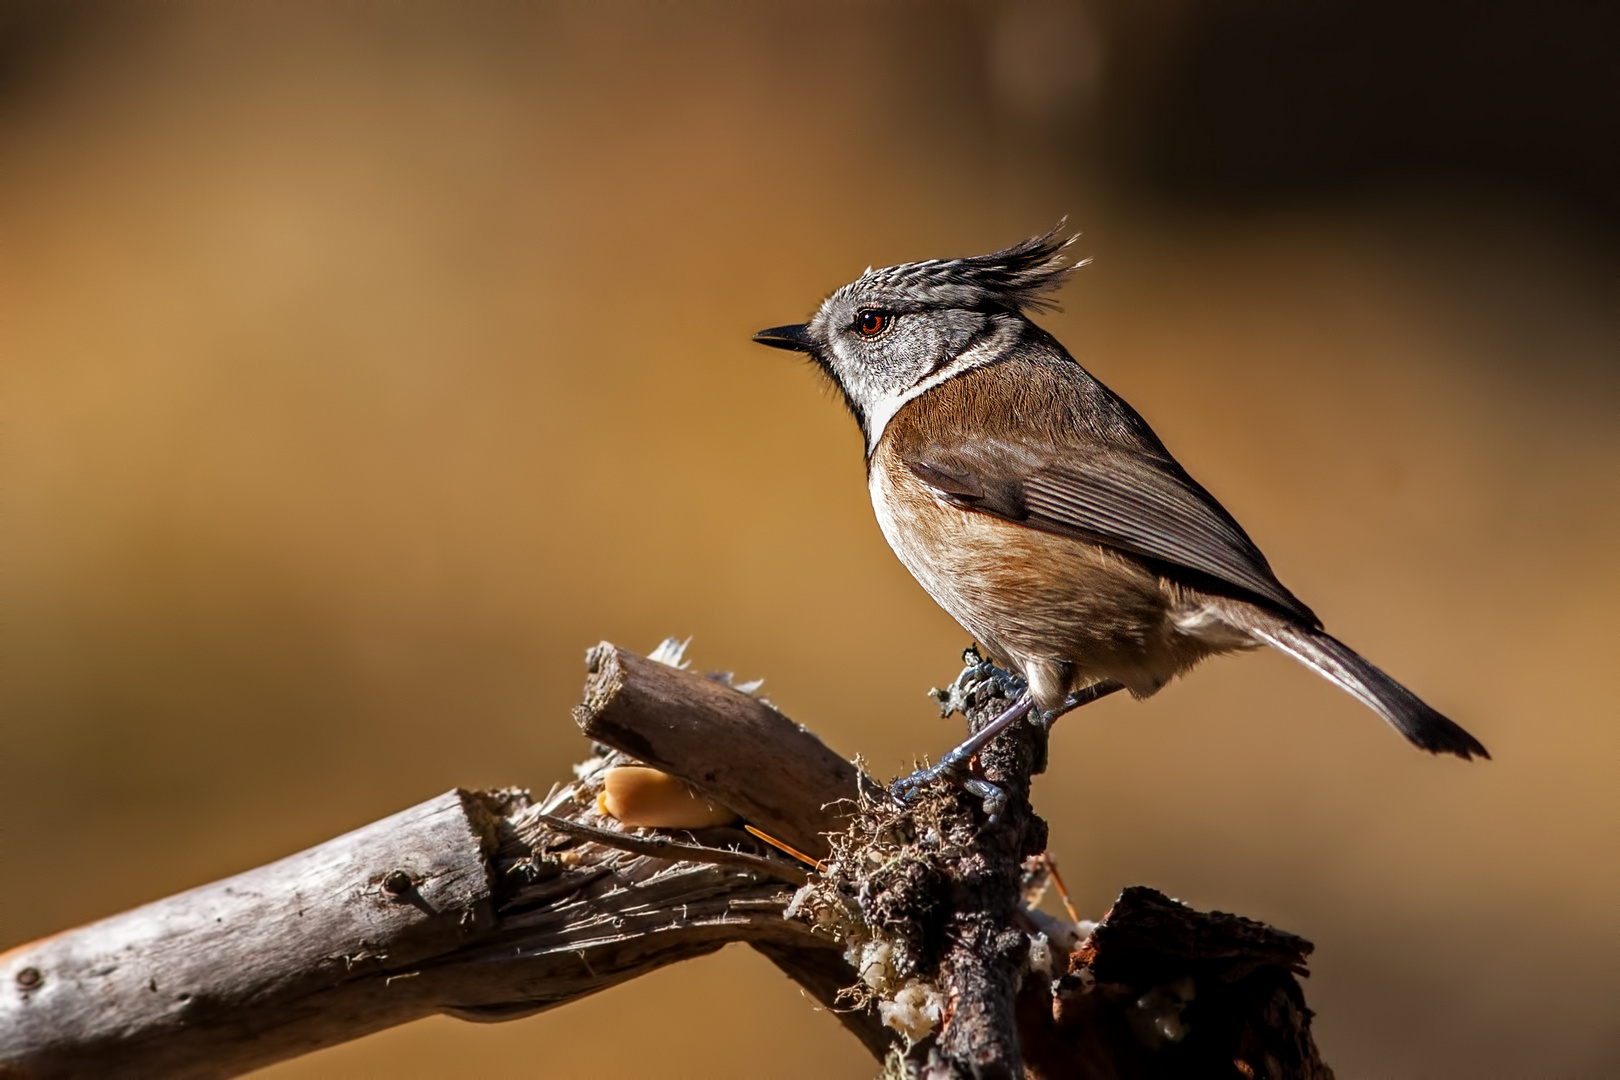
[1246,621,1489,760]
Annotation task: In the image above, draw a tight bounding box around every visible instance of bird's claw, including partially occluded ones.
[888,759,959,804]
[931,649,1028,721]
[962,777,1008,821]
[905,649,1034,822]
[889,760,1009,821]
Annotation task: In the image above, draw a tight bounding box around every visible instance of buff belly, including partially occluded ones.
[868,450,1254,711]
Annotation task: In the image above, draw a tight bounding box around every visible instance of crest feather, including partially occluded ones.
[861,222,1081,313]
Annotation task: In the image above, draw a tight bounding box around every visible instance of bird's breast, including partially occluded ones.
[868,448,1002,633]
[867,440,1231,703]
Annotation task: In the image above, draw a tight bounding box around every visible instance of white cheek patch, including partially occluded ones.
[861,324,1019,455]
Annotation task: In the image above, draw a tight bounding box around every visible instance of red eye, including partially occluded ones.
[856,310,891,337]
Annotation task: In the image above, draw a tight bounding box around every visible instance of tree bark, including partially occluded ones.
[0,641,1332,1079]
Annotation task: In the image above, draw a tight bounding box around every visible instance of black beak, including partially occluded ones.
[752,323,817,353]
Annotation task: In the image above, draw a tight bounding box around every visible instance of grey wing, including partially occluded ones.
[905,440,1321,627]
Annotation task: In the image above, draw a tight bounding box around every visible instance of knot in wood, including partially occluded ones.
[381,869,415,897]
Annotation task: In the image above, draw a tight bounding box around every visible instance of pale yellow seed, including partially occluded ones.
[597,766,740,829]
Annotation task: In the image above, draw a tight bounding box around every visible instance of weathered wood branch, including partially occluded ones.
[574,642,869,861]
[0,641,1332,1079]
[0,644,872,1078]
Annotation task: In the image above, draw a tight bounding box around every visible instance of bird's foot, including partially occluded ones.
[1027,706,1058,733]
[962,777,1008,821]
[1031,680,1129,731]
[888,757,958,804]
[929,646,1027,720]
[889,729,981,802]
[891,689,1035,821]
[887,758,1009,821]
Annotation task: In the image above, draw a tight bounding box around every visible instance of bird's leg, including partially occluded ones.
[890,691,1035,805]
[1029,680,1126,731]
[892,677,1126,815]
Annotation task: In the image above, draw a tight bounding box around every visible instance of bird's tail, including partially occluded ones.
[1243,618,1489,760]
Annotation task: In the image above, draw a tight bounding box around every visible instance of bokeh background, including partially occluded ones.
[3,2,1616,1076]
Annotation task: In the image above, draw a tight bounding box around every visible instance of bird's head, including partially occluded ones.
[754,225,1080,453]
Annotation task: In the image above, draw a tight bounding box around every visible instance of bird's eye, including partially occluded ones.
[855,309,893,338]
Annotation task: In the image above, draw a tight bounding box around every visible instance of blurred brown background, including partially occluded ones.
[3,2,1615,1076]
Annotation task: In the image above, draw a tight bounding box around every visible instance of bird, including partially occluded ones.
[753,226,1487,794]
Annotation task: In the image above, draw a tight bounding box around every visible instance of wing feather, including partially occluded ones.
[905,441,1320,626]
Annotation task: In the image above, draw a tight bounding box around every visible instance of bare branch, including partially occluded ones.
[0,642,1333,1079]
[0,646,872,1079]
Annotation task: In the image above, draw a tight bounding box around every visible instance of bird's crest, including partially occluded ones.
[851,223,1082,314]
